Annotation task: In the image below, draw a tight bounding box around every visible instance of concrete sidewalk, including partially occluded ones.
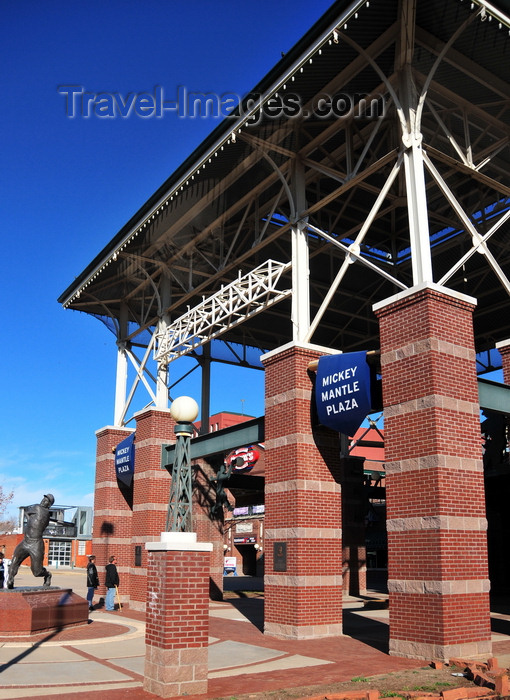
[1,569,509,700]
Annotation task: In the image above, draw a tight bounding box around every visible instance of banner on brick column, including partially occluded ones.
[115,433,135,486]
[315,352,372,435]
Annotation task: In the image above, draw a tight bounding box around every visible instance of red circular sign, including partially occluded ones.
[227,445,260,473]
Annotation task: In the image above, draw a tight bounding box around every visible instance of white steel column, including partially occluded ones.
[291,159,310,342]
[156,276,171,410]
[401,66,433,286]
[114,304,128,426]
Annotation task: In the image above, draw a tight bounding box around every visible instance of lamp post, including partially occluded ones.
[166,396,199,532]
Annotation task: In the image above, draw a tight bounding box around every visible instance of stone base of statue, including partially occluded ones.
[0,587,89,636]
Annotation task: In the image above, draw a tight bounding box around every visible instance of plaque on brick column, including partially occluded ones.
[273,541,287,571]
[134,545,142,566]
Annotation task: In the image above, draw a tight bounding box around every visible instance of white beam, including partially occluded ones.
[401,66,433,285]
[154,259,291,363]
[304,153,404,343]
[114,304,128,426]
[438,207,510,287]
[423,152,510,295]
[156,276,171,410]
[291,160,310,342]
[114,344,128,427]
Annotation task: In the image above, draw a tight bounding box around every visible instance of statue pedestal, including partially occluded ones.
[0,587,89,636]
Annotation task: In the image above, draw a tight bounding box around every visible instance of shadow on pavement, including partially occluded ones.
[490,593,510,616]
[226,597,265,632]
[342,608,389,654]
[491,616,510,636]
[223,575,264,592]
[0,591,87,674]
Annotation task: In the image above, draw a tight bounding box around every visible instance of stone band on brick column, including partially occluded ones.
[374,283,491,661]
[261,342,343,640]
[144,532,212,698]
[94,426,134,604]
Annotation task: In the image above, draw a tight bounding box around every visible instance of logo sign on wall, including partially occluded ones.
[115,433,135,486]
[315,351,372,436]
[226,445,261,473]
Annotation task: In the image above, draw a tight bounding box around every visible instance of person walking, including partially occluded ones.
[86,555,99,611]
[104,555,119,611]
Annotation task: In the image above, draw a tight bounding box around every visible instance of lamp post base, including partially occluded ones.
[144,532,213,697]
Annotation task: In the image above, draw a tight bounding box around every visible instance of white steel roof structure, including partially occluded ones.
[59,0,510,427]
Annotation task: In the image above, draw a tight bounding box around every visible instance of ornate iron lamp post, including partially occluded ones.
[166,396,199,532]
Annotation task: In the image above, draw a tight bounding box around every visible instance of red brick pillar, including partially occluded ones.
[496,339,510,384]
[130,408,175,611]
[144,532,212,697]
[341,456,367,596]
[374,285,491,660]
[491,338,510,590]
[194,457,225,600]
[261,342,343,639]
[94,426,134,605]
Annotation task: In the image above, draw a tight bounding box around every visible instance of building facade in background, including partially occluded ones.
[0,504,93,568]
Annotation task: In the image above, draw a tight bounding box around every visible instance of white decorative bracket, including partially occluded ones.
[154,259,291,362]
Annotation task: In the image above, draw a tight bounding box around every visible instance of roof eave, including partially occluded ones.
[58,0,366,306]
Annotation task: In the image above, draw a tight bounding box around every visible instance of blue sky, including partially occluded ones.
[0,0,336,518]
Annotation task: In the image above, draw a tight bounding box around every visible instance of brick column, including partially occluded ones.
[131,408,176,611]
[496,339,510,384]
[194,457,225,600]
[144,532,212,698]
[94,426,134,604]
[341,456,367,596]
[261,342,343,640]
[490,338,510,591]
[374,284,491,661]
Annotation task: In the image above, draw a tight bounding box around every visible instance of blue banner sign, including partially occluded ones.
[315,351,372,435]
[115,433,135,486]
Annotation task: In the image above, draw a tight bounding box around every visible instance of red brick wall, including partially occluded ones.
[375,286,491,660]
[130,409,175,610]
[72,539,93,568]
[0,534,23,559]
[144,545,210,696]
[262,343,343,639]
[145,548,210,648]
[93,426,134,601]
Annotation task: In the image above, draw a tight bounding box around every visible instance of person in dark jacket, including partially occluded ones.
[86,555,99,611]
[104,555,119,611]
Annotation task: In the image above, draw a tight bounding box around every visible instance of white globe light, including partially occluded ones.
[170,396,199,423]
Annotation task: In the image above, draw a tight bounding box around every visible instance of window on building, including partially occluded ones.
[48,540,71,566]
[79,510,87,536]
